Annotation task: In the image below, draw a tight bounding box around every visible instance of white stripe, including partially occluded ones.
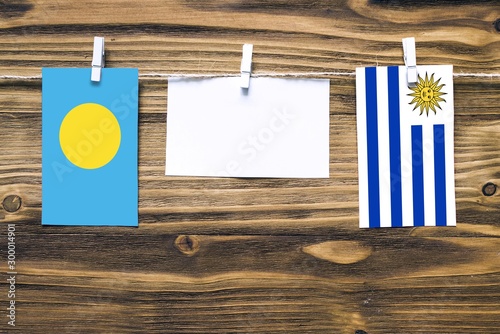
[398,66,414,227]
[422,124,436,226]
[356,68,369,228]
[444,66,457,226]
[376,67,392,228]
[445,124,456,226]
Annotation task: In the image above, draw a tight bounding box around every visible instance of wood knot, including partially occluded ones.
[2,195,22,213]
[174,235,200,256]
[355,330,368,334]
[494,19,500,32]
[482,182,497,196]
[302,241,372,264]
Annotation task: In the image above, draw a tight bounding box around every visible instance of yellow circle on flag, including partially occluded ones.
[59,103,121,169]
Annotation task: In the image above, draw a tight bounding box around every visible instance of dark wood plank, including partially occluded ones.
[8,230,500,333]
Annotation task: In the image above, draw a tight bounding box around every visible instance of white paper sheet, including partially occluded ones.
[166,77,330,178]
[356,65,456,228]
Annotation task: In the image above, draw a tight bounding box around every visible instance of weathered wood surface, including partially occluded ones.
[1,0,499,333]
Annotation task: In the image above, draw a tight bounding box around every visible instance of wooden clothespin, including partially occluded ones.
[91,37,105,82]
[402,37,417,85]
[240,44,253,89]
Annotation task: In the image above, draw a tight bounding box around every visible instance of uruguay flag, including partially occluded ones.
[356,65,456,228]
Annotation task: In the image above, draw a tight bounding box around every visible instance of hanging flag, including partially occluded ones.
[42,68,139,226]
[166,77,330,178]
[356,65,456,228]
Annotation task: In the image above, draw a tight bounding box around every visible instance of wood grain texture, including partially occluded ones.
[1,0,499,333]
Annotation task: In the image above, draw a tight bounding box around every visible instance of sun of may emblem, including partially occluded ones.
[408,72,447,116]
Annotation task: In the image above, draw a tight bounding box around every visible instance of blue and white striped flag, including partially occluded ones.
[356,65,456,228]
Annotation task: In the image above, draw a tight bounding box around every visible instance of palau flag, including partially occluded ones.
[42,68,138,226]
[356,65,456,228]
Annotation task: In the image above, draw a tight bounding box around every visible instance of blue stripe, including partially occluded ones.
[434,124,447,226]
[366,67,380,228]
[412,125,425,227]
[388,66,402,227]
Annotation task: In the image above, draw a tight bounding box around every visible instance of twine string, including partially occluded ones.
[0,71,499,80]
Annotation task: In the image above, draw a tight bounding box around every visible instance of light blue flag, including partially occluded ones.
[42,68,138,226]
[356,65,456,228]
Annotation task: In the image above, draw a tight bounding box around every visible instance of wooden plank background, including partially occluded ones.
[1,0,499,333]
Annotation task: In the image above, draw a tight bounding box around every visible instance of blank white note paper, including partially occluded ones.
[166,77,330,178]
